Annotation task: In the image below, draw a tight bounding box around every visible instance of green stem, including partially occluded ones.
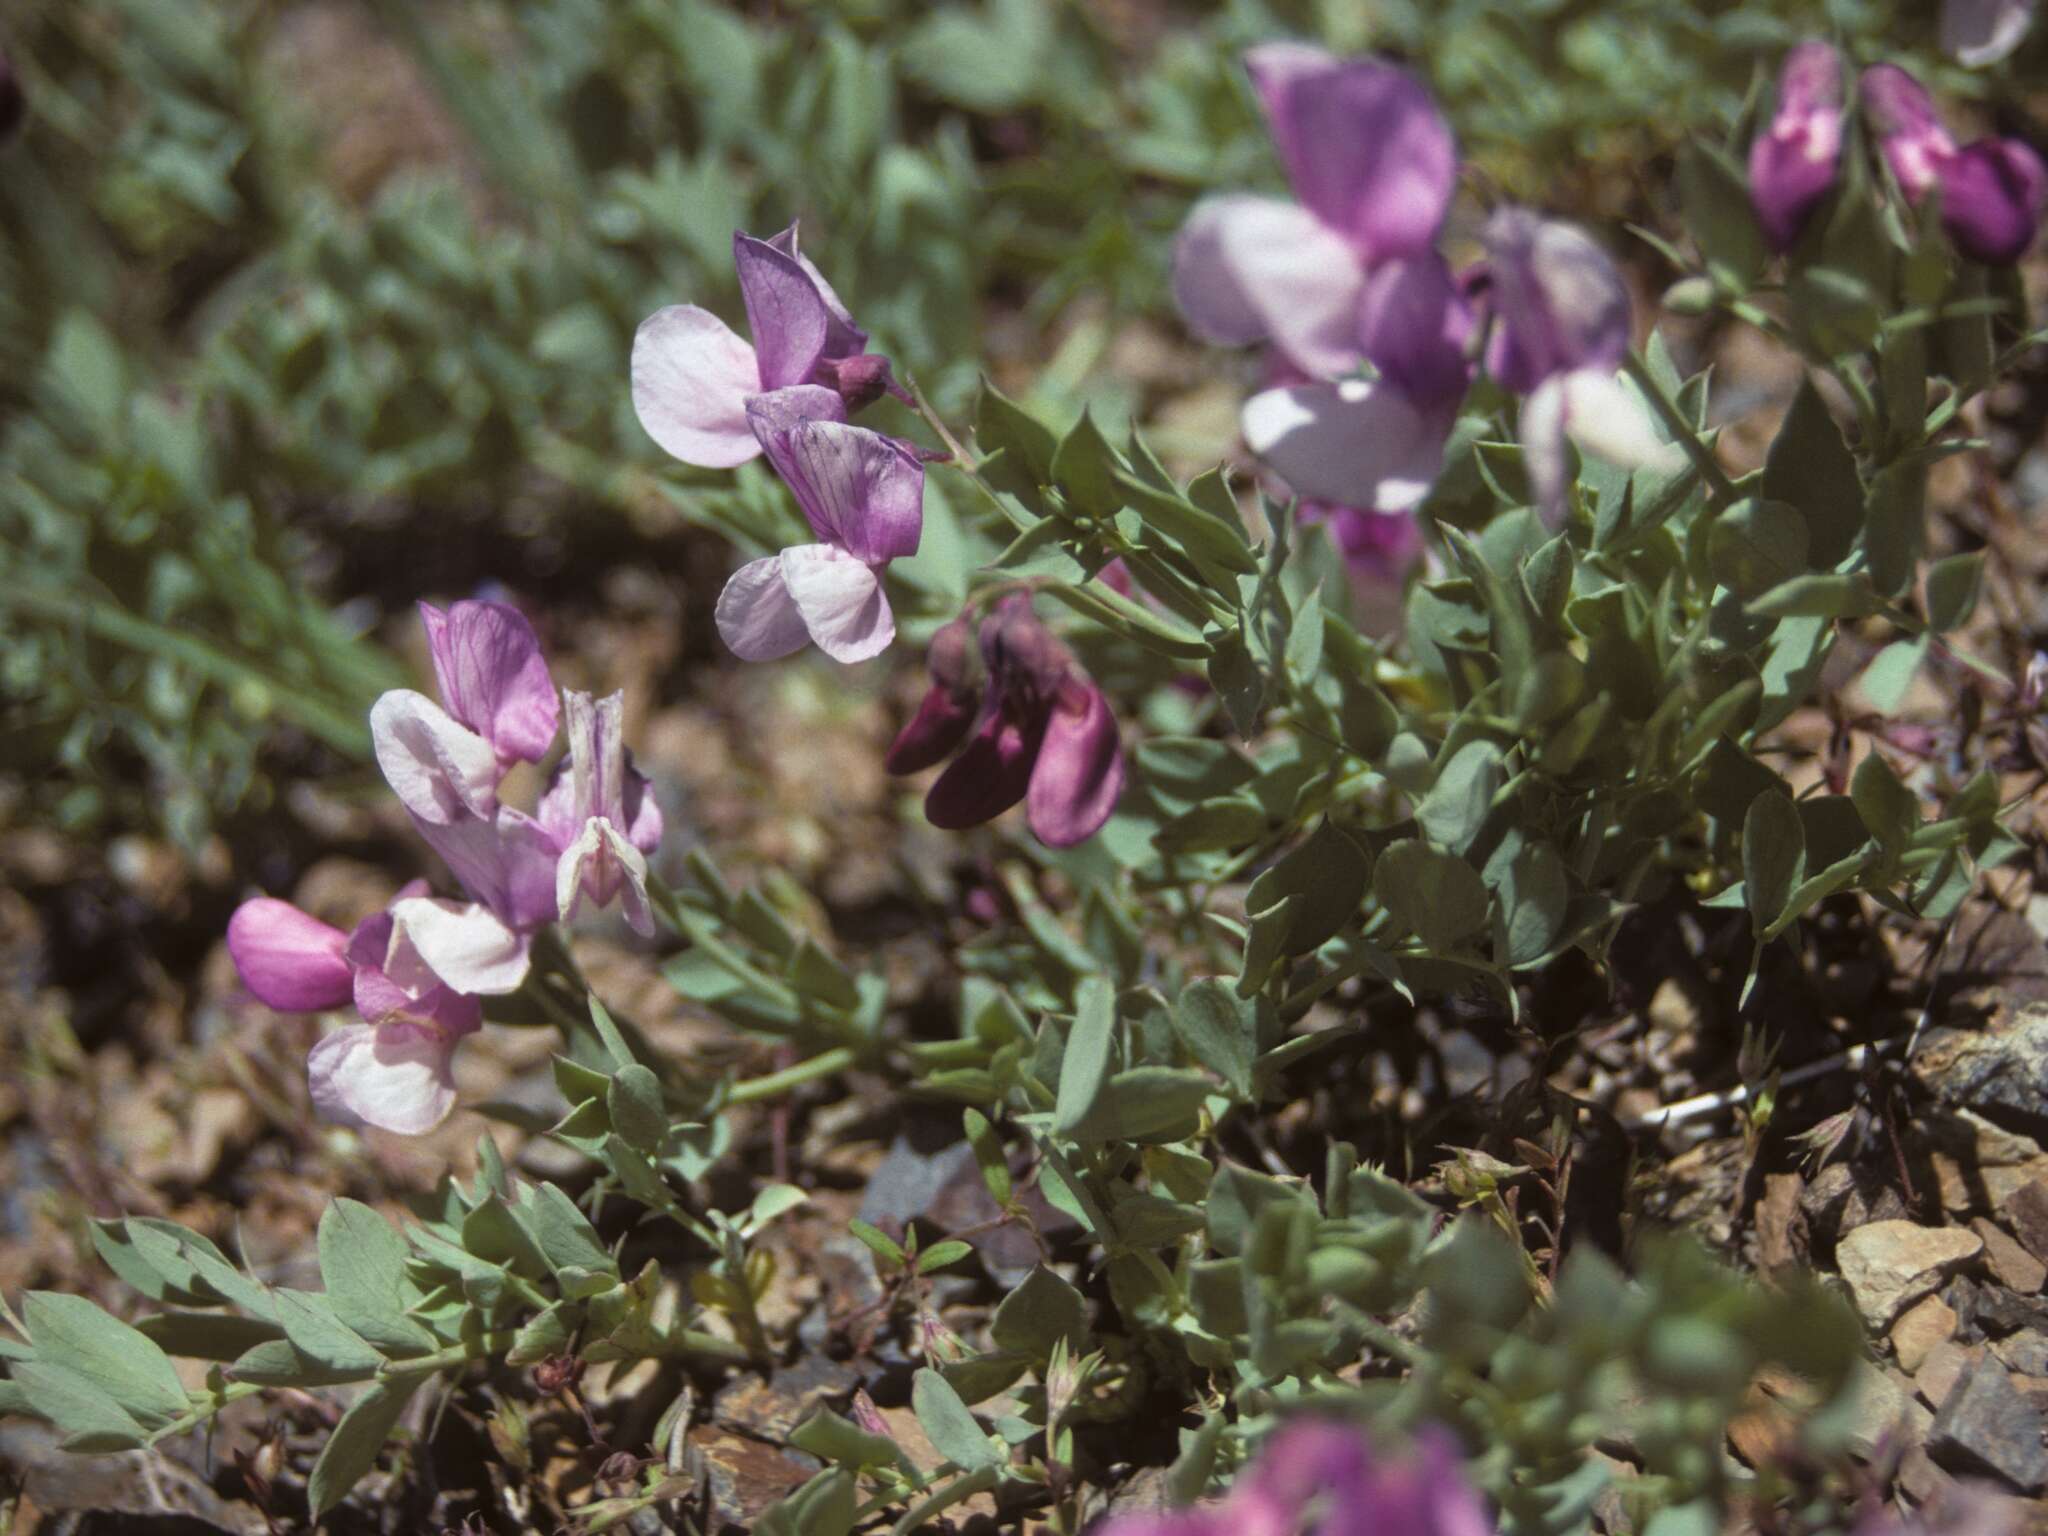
[1621,350,1740,510]
[727,1046,857,1103]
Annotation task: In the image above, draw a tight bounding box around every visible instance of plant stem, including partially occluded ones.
[1622,350,1740,509]
[727,1045,858,1103]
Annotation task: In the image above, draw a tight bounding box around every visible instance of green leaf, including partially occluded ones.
[1497,841,1569,968]
[507,1303,572,1367]
[320,1200,435,1358]
[916,1240,976,1275]
[22,1293,190,1429]
[790,1410,899,1473]
[1859,638,1926,713]
[757,1468,858,1536]
[1049,408,1126,519]
[272,1290,384,1375]
[607,1063,668,1152]
[1088,1067,1213,1143]
[963,1109,1012,1206]
[587,996,636,1069]
[518,1182,614,1278]
[990,1264,1087,1357]
[1746,573,1878,620]
[1865,462,1926,599]
[136,1312,285,1362]
[1417,740,1505,853]
[1373,840,1490,953]
[1761,379,1862,568]
[1925,552,1983,634]
[911,1366,1001,1472]
[1053,976,1116,1137]
[1743,790,1808,939]
[975,380,1057,485]
[308,1377,420,1517]
[1114,466,1259,577]
[1206,629,1264,737]
[1709,498,1810,599]
[7,1361,148,1451]
[1678,140,1770,292]
[1851,752,1921,853]
[847,1218,905,1269]
[1172,978,1255,1099]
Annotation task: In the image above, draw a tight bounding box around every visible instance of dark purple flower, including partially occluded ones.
[632,224,891,468]
[899,597,1125,849]
[1863,64,2046,264]
[884,616,982,774]
[1172,44,1457,380]
[1748,42,1844,251]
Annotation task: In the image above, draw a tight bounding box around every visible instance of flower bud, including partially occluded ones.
[815,352,898,413]
[1937,136,2047,264]
[851,1388,892,1440]
[1748,42,1844,251]
[884,616,983,774]
[1862,65,1956,202]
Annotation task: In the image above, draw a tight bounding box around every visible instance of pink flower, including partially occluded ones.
[631,225,890,468]
[1748,43,1845,251]
[1863,64,2047,265]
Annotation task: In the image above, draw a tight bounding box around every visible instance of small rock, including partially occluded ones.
[1974,1218,2048,1294]
[1895,1443,1957,1509]
[1837,1221,1984,1327]
[1917,1342,1989,1410]
[1991,1333,2048,1376]
[1757,1172,1808,1279]
[1927,1357,2048,1493]
[1841,1359,1919,1461]
[1912,1005,2048,1122]
[2009,1180,2048,1264]
[1894,1294,1960,1374]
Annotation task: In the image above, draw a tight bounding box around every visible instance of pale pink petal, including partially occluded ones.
[715,555,812,661]
[226,898,353,1012]
[369,690,499,826]
[1171,196,1367,378]
[1241,379,1450,512]
[630,305,763,468]
[1519,374,1574,526]
[1943,0,2035,66]
[1557,368,1677,475]
[555,818,655,936]
[307,1021,463,1136]
[388,896,531,995]
[622,761,664,855]
[779,543,894,663]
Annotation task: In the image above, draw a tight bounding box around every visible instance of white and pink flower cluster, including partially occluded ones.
[227,601,661,1134]
[1172,43,1670,535]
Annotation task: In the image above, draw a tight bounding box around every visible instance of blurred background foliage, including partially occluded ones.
[0,0,1984,850]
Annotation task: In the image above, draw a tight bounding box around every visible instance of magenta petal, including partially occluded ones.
[1358,252,1474,406]
[631,305,764,468]
[1481,208,1632,394]
[1861,65,1956,202]
[1943,0,2036,65]
[419,600,559,767]
[735,231,832,391]
[715,555,813,661]
[925,709,1039,830]
[1243,379,1452,512]
[1939,136,2047,263]
[767,223,868,361]
[622,758,664,856]
[227,898,353,1011]
[1250,52,1457,261]
[885,682,982,774]
[1026,681,1124,847]
[1172,195,1368,378]
[1748,42,1844,251]
[307,1020,469,1135]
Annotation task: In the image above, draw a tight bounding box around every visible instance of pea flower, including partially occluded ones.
[1240,263,1474,515]
[1095,1420,1494,1536]
[1479,207,1672,524]
[1863,64,2047,265]
[227,884,494,1135]
[713,385,924,664]
[887,596,1124,848]
[1172,43,1457,380]
[230,599,666,1133]
[1748,42,1845,251]
[1943,0,2035,66]
[631,225,891,468]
